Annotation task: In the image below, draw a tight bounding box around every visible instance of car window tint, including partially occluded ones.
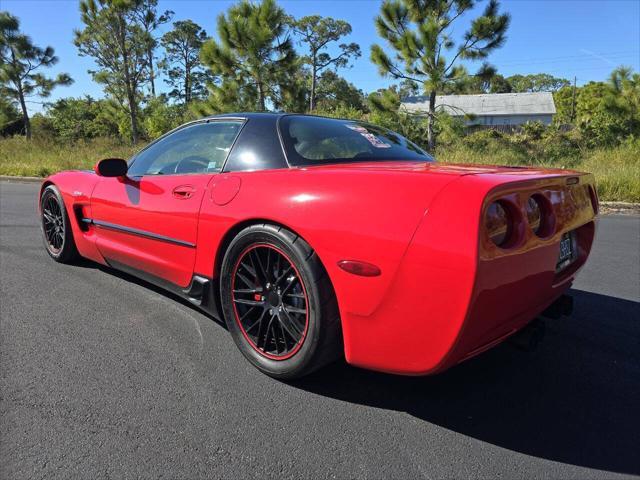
[128,121,242,176]
[280,115,433,166]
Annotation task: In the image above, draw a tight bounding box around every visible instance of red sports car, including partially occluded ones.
[39,113,598,379]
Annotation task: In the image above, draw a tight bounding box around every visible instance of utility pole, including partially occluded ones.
[570,75,577,123]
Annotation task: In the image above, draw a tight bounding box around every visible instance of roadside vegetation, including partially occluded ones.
[437,135,640,203]
[2,126,637,202]
[0,0,638,202]
[0,136,141,178]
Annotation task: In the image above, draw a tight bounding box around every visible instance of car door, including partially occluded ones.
[90,120,244,288]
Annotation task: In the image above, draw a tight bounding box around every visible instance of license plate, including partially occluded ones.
[556,232,576,271]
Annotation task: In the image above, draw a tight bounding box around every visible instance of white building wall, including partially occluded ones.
[464,114,553,126]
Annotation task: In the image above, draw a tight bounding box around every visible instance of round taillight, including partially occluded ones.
[526,195,543,235]
[526,193,554,238]
[486,201,512,247]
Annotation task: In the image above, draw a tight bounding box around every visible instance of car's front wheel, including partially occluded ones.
[40,185,79,263]
[220,224,341,380]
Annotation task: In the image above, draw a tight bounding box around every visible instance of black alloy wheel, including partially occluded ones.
[231,244,309,360]
[220,224,342,379]
[40,185,79,263]
[42,193,65,254]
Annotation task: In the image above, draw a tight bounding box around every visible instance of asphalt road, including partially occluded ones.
[1,181,639,480]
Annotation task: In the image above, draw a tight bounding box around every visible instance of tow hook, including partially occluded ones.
[509,318,546,352]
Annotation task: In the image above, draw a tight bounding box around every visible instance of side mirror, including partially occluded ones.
[94,158,128,177]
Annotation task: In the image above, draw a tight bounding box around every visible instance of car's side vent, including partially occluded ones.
[73,205,91,232]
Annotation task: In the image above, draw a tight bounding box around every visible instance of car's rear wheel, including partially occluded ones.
[40,185,79,263]
[220,224,341,379]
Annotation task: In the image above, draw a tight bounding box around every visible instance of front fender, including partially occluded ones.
[39,170,106,265]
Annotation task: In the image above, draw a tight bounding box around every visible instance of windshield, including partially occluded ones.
[279,115,433,166]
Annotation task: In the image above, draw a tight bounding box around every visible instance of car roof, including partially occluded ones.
[205,112,286,121]
[204,112,365,122]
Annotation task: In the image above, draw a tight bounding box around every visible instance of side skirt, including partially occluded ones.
[104,258,223,321]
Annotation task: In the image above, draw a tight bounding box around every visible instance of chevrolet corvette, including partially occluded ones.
[39,113,598,379]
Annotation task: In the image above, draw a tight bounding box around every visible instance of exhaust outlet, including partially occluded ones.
[509,318,546,352]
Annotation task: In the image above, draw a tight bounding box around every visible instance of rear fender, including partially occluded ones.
[339,175,488,373]
[194,168,461,319]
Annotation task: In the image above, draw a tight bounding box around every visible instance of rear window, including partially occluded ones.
[279,115,433,166]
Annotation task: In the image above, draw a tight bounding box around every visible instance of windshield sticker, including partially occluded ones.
[346,125,391,148]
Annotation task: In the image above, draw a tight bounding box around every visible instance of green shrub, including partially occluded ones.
[46,97,121,141]
[519,121,546,140]
[313,105,366,122]
[462,129,503,151]
[142,99,191,139]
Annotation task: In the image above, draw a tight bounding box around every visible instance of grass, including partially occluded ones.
[580,143,640,204]
[0,136,141,178]
[1,134,638,202]
[437,138,640,203]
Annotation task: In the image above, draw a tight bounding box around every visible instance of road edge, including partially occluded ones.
[0,175,43,183]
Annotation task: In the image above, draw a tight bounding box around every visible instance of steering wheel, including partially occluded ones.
[174,155,210,174]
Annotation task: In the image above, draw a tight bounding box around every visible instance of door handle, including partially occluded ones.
[172,185,196,199]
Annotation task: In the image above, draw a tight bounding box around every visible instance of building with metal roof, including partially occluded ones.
[401,92,557,126]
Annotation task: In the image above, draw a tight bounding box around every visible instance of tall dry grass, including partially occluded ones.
[438,139,639,203]
[0,136,141,177]
[1,135,638,202]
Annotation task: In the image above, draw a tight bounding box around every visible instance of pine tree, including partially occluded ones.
[291,16,360,111]
[200,0,297,112]
[371,0,510,150]
[131,0,173,98]
[160,20,212,105]
[0,11,73,139]
[75,0,149,143]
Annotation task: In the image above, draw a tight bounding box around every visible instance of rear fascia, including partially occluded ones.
[444,173,597,367]
[342,171,597,375]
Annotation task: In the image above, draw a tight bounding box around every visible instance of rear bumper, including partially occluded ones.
[444,220,595,370]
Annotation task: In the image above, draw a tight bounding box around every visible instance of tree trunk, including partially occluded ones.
[310,54,317,112]
[128,92,140,144]
[16,83,31,140]
[118,14,139,144]
[257,80,266,111]
[11,50,31,140]
[184,55,191,104]
[427,90,436,152]
[148,49,156,97]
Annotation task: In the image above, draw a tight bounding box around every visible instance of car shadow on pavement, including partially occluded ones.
[294,289,640,475]
[82,260,229,330]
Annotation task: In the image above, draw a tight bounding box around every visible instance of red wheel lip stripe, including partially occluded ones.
[231,243,310,361]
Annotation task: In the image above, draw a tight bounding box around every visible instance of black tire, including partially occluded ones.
[220,224,342,380]
[40,185,79,264]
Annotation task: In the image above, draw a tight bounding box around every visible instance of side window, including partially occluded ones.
[128,121,243,176]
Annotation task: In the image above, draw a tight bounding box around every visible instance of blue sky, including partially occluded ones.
[3,0,639,112]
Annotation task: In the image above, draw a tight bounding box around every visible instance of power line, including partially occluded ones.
[486,52,639,68]
[497,49,637,62]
